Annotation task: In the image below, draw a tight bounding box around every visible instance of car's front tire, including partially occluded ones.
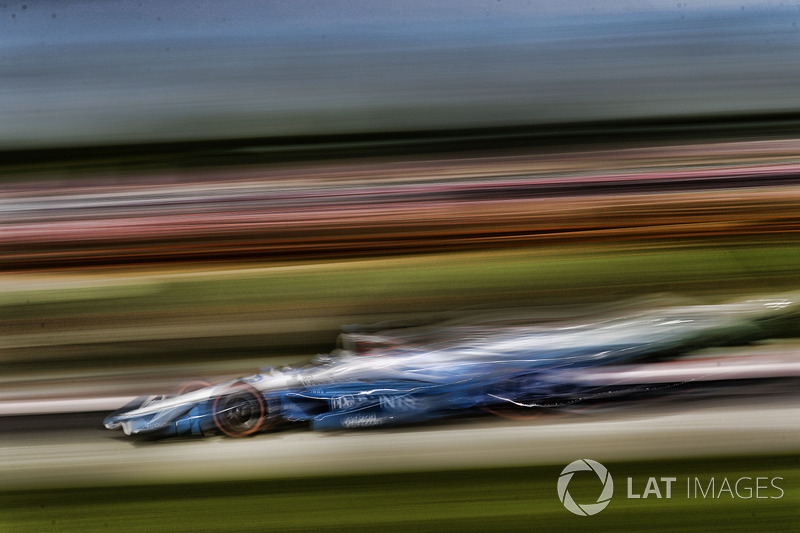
[213,382,267,437]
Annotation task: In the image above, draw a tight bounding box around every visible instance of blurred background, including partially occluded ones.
[1,1,799,531]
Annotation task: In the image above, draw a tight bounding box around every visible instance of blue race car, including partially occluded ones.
[104,295,800,438]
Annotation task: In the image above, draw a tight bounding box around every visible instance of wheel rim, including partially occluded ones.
[213,383,266,437]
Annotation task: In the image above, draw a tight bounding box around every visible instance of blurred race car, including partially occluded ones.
[104,294,800,438]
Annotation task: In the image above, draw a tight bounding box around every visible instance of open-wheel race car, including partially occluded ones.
[104,294,800,438]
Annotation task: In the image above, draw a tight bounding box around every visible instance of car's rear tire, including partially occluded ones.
[213,382,267,437]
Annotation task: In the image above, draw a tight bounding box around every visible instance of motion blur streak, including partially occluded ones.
[3,141,800,268]
[2,2,800,148]
[2,2,800,532]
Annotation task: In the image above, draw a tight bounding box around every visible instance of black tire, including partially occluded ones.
[213,382,267,437]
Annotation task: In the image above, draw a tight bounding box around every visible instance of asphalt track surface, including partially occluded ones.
[2,391,798,491]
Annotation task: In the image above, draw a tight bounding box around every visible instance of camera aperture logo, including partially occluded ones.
[557,459,785,516]
[557,459,614,516]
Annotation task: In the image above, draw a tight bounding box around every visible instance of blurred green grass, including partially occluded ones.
[3,243,800,372]
[6,244,800,314]
[1,454,796,532]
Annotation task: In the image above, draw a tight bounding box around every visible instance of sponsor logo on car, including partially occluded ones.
[341,414,386,428]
